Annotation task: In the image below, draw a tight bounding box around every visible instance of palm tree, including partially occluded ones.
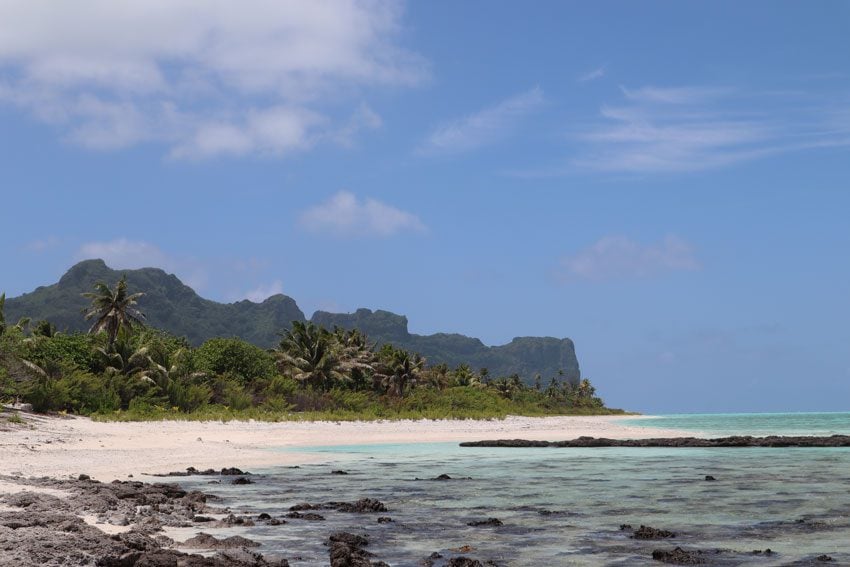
[491,377,514,399]
[95,330,153,379]
[423,363,450,391]
[276,321,344,390]
[452,363,475,387]
[333,327,377,390]
[380,347,424,398]
[82,276,145,347]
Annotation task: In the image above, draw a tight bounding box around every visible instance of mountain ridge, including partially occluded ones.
[4,259,580,384]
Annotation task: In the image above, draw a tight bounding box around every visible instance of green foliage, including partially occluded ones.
[276,321,344,389]
[1,275,618,421]
[194,337,276,383]
[82,276,146,346]
[166,381,212,412]
[58,371,121,414]
[376,345,424,397]
[7,261,580,381]
[21,333,99,372]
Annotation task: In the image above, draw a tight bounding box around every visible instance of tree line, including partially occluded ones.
[0,278,611,420]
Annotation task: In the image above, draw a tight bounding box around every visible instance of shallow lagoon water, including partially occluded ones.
[179,413,850,565]
[622,412,850,437]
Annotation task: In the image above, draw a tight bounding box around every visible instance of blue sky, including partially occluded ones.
[1,1,849,413]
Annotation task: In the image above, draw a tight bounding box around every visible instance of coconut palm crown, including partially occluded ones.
[82,276,145,346]
[276,320,345,390]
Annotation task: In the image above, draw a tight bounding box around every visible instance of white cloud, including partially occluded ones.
[169,105,327,159]
[241,280,285,303]
[419,87,544,155]
[578,66,606,83]
[299,191,426,237]
[0,1,425,157]
[573,85,850,173]
[75,238,208,290]
[559,235,700,281]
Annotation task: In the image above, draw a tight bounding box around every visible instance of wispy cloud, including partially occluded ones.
[0,1,425,158]
[578,66,606,83]
[75,238,209,290]
[619,85,731,104]
[300,191,426,238]
[241,280,285,303]
[571,85,850,173]
[419,87,544,155]
[558,235,700,282]
[22,236,60,253]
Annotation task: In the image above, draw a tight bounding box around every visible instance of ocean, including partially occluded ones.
[177,413,850,565]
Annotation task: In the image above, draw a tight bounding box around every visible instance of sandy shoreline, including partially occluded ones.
[0,413,689,482]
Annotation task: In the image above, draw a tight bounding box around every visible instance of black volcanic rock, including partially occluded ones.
[631,525,676,539]
[467,518,503,527]
[460,435,850,448]
[651,547,706,564]
[326,498,388,513]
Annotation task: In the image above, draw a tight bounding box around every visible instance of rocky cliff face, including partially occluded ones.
[311,309,581,385]
[6,260,580,383]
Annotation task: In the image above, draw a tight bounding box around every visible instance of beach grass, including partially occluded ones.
[91,396,630,423]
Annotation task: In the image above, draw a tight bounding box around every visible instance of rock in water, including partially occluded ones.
[632,525,676,539]
[181,532,261,549]
[651,547,705,564]
[467,518,503,527]
[327,532,374,567]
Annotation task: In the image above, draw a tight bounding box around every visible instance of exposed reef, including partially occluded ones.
[459,435,850,448]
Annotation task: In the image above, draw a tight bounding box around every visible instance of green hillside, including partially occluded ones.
[5,260,304,347]
[6,260,580,383]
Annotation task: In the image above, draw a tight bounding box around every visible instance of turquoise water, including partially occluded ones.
[624,411,850,437]
[178,413,850,565]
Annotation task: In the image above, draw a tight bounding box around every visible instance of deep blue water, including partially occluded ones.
[174,413,850,566]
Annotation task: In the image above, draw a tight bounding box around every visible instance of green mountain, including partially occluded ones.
[5,259,304,347]
[5,260,580,384]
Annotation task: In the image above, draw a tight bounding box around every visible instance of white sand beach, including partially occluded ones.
[0,413,689,481]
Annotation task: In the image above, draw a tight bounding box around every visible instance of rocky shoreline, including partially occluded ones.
[0,471,501,567]
[458,434,850,448]
[0,472,291,567]
[1,450,846,565]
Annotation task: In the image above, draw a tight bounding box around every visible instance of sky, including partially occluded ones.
[1,1,849,413]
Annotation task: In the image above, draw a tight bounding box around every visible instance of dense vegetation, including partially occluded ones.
[0,279,621,421]
[6,260,581,383]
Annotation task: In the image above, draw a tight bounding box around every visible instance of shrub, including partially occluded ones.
[21,333,99,373]
[263,375,298,400]
[223,383,252,411]
[25,378,71,413]
[167,381,212,412]
[194,338,276,384]
[60,370,121,414]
